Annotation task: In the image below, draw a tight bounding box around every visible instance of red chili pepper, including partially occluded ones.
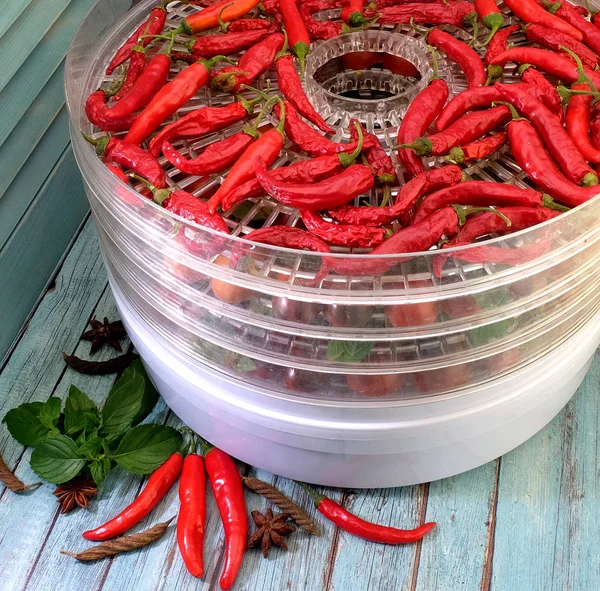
[207,99,286,212]
[397,54,449,178]
[375,0,442,6]
[85,89,137,132]
[106,163,129,184]
[484,24,519,65]
[565,83,600,164]
[591,113,600,151]
[125,55,233,146]
[159,190,230,234]
[175,0,262,34]
[300,210,386,248]
[149,98,259,157]
[507,113,599,207]
[261,0,282,17]
[398,105,511,157]
[201,441,247,591]
[83,452,183,541]
[502,0,582,40]
[113,46,146,102]
[212,33,285,92]
[546,0,600,56]
[280,0,311,76]
[225,18,275,31]
[301,0,365,40]
[342,0,367,27]
[85,135,167,188]
[496,83,598,186]
[276,52,333,133]
[298,482,436,544]
[178,440,206,579]
[368,2,478,27]
[475,0,504,45]
[381,54,421,77]
[519,66,564,120]
[188,27,274,59]
[428,28,486,89]
[524,23,599,70]
[106,6,166,74]
[456,206,561,242]
[447,131,507,164]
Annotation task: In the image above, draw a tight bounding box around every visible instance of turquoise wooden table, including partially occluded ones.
[1,217,599,590]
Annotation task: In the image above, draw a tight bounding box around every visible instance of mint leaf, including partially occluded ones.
[112,425,182,474]
[64,386,98,435]
[469,319,515,347]
[77,436,104,460]
[327,340,374,363]
[128,359,159,426]
[100,370,145,437]
[473,288,512,310]
[3,402,52,446]
[90,458,112,488]
[38,398,62,431]
[30,435,86,484]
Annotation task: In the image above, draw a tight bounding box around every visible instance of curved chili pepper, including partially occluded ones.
[502,0,582,40]
[157,189,230,234]
[298,482,435,543]
[85,135,167,188]
[447,131,507,164]
[300,210,386,248]
[149,98,259,157]
[225,18,275,32]
[114,46,146,102]
[212,32,285,92]
[243,226,331,252]
[565,83,600,164]
[85,89,138,132]
[207,100,286,212]
[369,2,477,27]
[175,0,262,33]
[456,206,561,242]
[276,53,333,133]
[519,66,563,120]
[301,0,367,40]
[342,0,367,27]
[475,0,503,45]
[507,115,600,207]
[106,6,166,74]
[399,105,511,157]
[188,27,273,59]
[280,0,311,76]
[83,452,183,541]
[106,163,129,184]
[178,440,206,579]
[125,55,234,146]
[201,441,247,591]
[484,24,519,65]
[546,0,600,56]
[496,83,598,186]
[435,86,501,131]
[525,23,599,70]
[428,28,486,89]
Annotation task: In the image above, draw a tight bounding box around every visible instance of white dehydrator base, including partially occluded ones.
[111,280,600,488]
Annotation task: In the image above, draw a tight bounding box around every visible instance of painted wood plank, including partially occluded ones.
[490,352,600,591]
[0,0,71,95]
[0,0,37,40]
[0,68,66,201]
[0,146,89,362]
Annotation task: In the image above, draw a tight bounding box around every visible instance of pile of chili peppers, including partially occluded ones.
[84,0,600,284]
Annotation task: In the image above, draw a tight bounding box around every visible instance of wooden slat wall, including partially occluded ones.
[0,0,131,362]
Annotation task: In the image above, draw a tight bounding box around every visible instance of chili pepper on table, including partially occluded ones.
[342,0,368,27]
[564,83,600,164]
[207,99,286,212]
[177,437,206,579]
[83,452,183,541]
[398,105,511,157]
[124,55,235,146]
[280,0,312,76]
[149,96,260,157]
[397,48,448,178]
[447,131,507,164]
[85,135,167,188]
[367,2,478,28]
[484,24,519,65]
[545,0,600,56]
[474,0,504,45]
[106,6,166,74]
[187,26,274,59]
[212,32,285,93]
[85,88,138,132]
[496,83,598,186]
[200,440,247,591]
[297,482,435,543]
[519,65,564,120]
[427,28,486,89]
[502,0,582,40]
[174,0,262,34]
[224,18,275,32]
[300,210,387,248]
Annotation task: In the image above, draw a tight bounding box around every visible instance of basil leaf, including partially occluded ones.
[3,402,51,446]
[473,287,512,310]
[30,435,86,484]
[469,319,515,347]
[327,340,374,363]
[128,359,159,426]
[64,386,98,435]
[112,425,182,475]
[90,458,112,488]
[327,340,346,362]
[100,370,145,437]
[77,436,104,460]
[38,398,62,431]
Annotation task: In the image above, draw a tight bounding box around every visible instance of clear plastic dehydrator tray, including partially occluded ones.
[66,0,600,403]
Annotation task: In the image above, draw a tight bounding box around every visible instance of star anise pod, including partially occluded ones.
[247,509,297,558]
[53,475,98,514]
[82,317,127,354]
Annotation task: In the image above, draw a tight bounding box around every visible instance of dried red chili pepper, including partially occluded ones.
[496,83,598,186]
[224,18,274,32]
[413,181,544,222]
[398,105,511,157]
[175,0,262,33]
[149,97,260,157]
[85,135,167,188]
[187,27,273,59]
[475,0,504,45]
[298,482,436,543]
[300,210,387,248]
[502,0,582,40]
[125,55,235,146]
[106,6,166,74]
[397,49,448,178]
[428,28,486,89]
[484,24,519,65]
[342,0,367,27]
[83,452,183,541]
[300,0,367,40]
[545,0,600,56]
[113,46,146,102]
[591,113,600,151]
[280,0,311,76]
[519,66,564,120]
[106,163,129,184]
[207,99,286,212]
[369,1,477,28]
[435,86,500,131]
[178,438,206,579]
[212,32,285,92]
[85,89,137,132]
[564,83,600,164]
[200,440,247,591]
[447,131,507,164]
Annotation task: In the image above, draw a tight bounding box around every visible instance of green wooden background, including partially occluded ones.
[0,0,131,363]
